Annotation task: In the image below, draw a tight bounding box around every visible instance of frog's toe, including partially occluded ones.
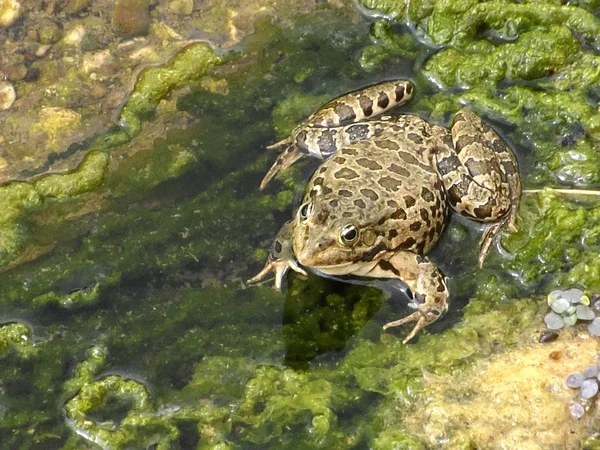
[260,145,305,190]
[383,305,444,344]
[266,137,292,151]
[247,258,307,290]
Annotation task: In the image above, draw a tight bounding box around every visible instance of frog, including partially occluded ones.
[248,80,521,343]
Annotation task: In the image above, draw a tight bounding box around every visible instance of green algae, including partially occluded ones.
[118,43,222,138]
[2,2,600,449]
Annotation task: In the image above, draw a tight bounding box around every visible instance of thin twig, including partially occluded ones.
[523,188,600,196]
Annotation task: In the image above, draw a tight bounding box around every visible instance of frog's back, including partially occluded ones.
[308,118,449,255]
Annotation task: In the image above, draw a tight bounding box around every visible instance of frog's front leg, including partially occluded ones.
[433,110,521,267]
[261,80,415,188]
[356,251,449,344]
[247,221,307,290]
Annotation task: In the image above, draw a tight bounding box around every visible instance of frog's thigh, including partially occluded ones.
[361,251,449,343]
[434,114,512,223]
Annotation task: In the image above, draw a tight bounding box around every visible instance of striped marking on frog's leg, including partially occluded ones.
[260,144,305,189]
[356,251,449,344]
[293,119,397,159]
[305,80,415,128]
[435,111,521,266]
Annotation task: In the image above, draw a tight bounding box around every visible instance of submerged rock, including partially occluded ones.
[0,81,16,110]
[113,0,151,37]
[0,0,20,28]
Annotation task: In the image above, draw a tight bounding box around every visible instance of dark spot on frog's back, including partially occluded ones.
[338,189,353,197]
[420,208,430,225]
[334,103,357,123]
[388,229,398,238]
[391,208,407,220]
[342,147,358,156]
[313,176,324,185]
[388,163,410,177]
[329,199,339,207]
[374,139,400,151]
[421,187,434,202]
[359,95,373,116]
[407,133,424,144]
[361,188,379,201]
[333,156,346,164]
[377,92,389,109]
[354,199,366,209]
[404,195,416,207]
[406,83,413,95]
[378,176,403,192]
[356,158,383,170]
[410,221,421,231]
[334,168,359,180]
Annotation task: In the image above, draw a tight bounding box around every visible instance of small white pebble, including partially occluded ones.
[548,290,562,307]
[583,365,599,379]
[545,312,565,330]
[563,288,584,304]
[570,402,585,420]
[567,373,585,388]
[0,81,16,110]
[551,297,570,314]
[588,318,600,336]
[563,313,577,326]
[576,304,596,321]
[581,379,599,399]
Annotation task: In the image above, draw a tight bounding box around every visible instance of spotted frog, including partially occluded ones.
[249,80,521,343]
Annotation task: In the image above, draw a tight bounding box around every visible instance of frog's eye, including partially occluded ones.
[298,202,312,222]
[339,225,359,246]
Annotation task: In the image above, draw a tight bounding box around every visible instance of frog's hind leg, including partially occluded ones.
[434,110,521,267]
[305,80,415,128]
[260,81,416,188]
[357,251,449,344]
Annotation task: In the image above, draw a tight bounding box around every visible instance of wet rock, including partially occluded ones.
[0,81,16,110]
[6,63,27,82]
[544,312,564,330]
[38,19,62,44]
[551,297,570,314]
[570,402,585,420]
[0,0,20,28]
[580,379,598,399]
[588,317,600,336]
[576,304,595,321]
[63,24,86,46]
[583,365,598,379]
[169,0,194,15]
[566,373,585,388]
[113,0,151,37]
[62,0,90,14]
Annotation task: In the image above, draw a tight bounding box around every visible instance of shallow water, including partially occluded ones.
[2,2,600,449]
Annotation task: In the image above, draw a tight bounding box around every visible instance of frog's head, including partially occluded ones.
[292,185,387,275]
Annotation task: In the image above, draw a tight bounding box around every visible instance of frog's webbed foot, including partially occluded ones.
[260,144,305,190]
[246,220,307,289]
[247,256,307,290]
[477,217,518,268]
[382,306,442,344]
[359,252,449,343]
